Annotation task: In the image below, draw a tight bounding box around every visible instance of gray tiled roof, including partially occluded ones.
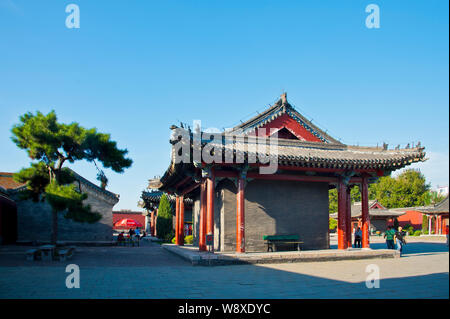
[70,169,119,202]
[330,201,405,219]
[141,190,194,207]
[157,95,426,189]
[416,196,449,214]
[210,137,425,170]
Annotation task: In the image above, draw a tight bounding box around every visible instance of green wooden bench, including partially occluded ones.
[263,235,303,252]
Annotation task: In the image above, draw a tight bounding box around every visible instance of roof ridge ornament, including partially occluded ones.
[280,92,287,105]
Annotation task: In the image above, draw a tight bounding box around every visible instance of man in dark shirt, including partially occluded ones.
[395,226,406,254]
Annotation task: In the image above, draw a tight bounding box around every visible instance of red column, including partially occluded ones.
[346,186,352,248]
[175,195,180,245]
[179,195,185,245]
[206,171,215,251]
[337,179,348,250]
[437,215,442,235]
[361,176,370,248]
[154,208,158,237]
[150,211,155,236]
[199,180,207,251]
[434,215,438,234]
[236,176,245,253]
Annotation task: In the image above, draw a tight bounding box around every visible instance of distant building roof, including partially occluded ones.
[0,172,27,192]
[113,210,144,215]
[330,199,405,219]
[140,190,194,210]
[1,170,119,203]
[416,196,449,215]
[69,169,119,202]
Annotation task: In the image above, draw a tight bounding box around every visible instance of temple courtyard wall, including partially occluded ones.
[193,178,330,252]
[13,185,117,243]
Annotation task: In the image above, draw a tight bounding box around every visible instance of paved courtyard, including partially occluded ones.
[0,240,448,299]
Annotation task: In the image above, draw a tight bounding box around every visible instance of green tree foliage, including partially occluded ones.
[329,189,338,214]
[13,162,50,201]
[156,194,174,242]
[422,215,428,232]
[329,170,432,213]
[429,191,446,205]
[329,218,337,231]
[11,110,132,243]
[370,169,430,208]
[329,185,365,213]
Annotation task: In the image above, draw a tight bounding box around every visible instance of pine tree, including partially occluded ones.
[156,194,174,242]
[11,110,133,244]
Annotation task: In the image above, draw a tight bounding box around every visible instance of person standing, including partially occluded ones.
[384,226,396,249]
[395,226,406,255]
[354,226,362,248]
[446,225,449,247]
[135,227,141,240]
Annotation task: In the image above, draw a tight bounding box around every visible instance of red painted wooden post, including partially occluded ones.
[236,176,245,253]
[206,171,215,251]
[199,180,207,251]
[346,186,352,248]
[150,211,155,236]
[175,195,180,245]
[437,215,442,235]
[154,208,158,237]
[337,179,348,250]
[361,176,370,248]
[179,195,185,245]
[434,215,438,235]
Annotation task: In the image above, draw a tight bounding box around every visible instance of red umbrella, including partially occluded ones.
[114,218,143,228]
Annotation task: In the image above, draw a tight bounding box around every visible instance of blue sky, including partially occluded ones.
[1,0,448,210]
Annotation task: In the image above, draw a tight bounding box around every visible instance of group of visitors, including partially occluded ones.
[384,225,406,254]
[117,227,147,244]
[352,225,407,255]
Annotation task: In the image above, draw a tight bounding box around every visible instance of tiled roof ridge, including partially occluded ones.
[230,94,342,144]
[67,169,120,201]
[0,172,27,191]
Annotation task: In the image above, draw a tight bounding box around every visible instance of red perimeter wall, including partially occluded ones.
[113,213,146,229]
[397,210,424,230]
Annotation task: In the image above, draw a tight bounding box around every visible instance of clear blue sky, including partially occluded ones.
[1,0,448,210]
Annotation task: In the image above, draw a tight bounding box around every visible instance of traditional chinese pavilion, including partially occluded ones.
[331,199,406,234]
[140,190,193,237]
[418,196,449,235]
[150,94,426,252]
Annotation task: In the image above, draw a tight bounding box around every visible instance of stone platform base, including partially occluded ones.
[16,240,117,247]
[162,244,400,266]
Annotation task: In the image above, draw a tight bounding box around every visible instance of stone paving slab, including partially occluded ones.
[162,244,400,266]
[0,242,447,299]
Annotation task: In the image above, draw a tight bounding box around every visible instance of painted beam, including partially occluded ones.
[180,182,200,196]
[247,172,337,183]
[175,176,192,190]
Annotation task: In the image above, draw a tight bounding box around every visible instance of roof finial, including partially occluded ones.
[280,92,287,104]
